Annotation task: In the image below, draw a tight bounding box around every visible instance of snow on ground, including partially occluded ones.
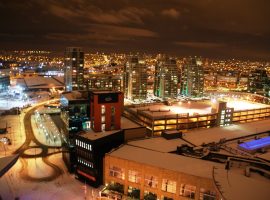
[0,154,102,200]
[0,114,25,158]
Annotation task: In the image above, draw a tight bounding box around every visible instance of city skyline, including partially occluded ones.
[0,0,270,60]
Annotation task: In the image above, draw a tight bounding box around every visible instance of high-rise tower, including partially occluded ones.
[124,56,147,101]
[154,55,179,99]
[181,57,204,97]
[64,47,84,91]
[248,68,270,97]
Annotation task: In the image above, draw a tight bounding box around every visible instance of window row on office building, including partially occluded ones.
[104,156,219,200]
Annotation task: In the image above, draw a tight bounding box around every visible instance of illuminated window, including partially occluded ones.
[109,166,125,180]
[144,175,158,188]
[128,170,141,183]
[199,188,216,200]
[161,179,176,194]
[180,184,196,199]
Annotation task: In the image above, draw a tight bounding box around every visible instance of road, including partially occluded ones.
[13,103,64,182]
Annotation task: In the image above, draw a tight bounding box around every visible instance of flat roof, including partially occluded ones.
[128,137,188,153]
[257,152,270,161]
[24,77,64,88]
[80,117,141,140]
[214,166,270,200]
[183,119,270,146]
[130,101,213,117]
[226,99,270,111]
[81,129,120,140]
[90,90,122,94]
[128,100,270,117]
[109,145,221,179]
[62,91,87,101]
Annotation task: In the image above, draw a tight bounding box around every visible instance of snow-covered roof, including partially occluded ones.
[183,119,270,146]
[128,137,188,153]
[213,166,270,200]
[81,117,142,140]
[109,145,221,179]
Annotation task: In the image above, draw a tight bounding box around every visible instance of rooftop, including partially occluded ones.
[20,76,64,89]
[214,166,270,200]
[80,117,141,140]
[128,99,270,118]
[183,119,270,146]
[128,137,188,153]
[109,144,221,179]
[90,90,122,94]
[61,91,88,101]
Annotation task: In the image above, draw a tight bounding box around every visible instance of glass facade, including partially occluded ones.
[181,57,204,97]
[124,56,147,101]
[154,56,179,99]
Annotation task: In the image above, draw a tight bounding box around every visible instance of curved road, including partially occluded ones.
[13,103,64,182]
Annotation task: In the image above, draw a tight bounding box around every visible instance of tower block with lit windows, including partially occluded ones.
[64,47,84,91]
[154,55,179,99]
[90,91,124,132]
[124,56,147,101]
[181,57,204,97]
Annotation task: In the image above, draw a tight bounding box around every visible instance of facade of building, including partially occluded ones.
[60,91,90,172]
[248,68,270,97]
[212,101,234,126]
[124,104,217,136]
[154,56,179,99]
[60,90,145,187]
[124,56,147,101]
[181,57,204,97]
[75,130,124,187]
[0,75,10,92]
[85,74,123,92]
[124,93,270,135]
[64,47,84,91]
[104,145,220,200]
[89,91,124,132]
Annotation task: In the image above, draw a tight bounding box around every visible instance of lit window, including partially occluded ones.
[180,184,196,199]
[109,166,125,180]
[144,175,158,188]
[161,179,176,194]
[128,170,141,183]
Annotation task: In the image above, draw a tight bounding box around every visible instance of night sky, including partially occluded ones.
[0,0,270,60]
